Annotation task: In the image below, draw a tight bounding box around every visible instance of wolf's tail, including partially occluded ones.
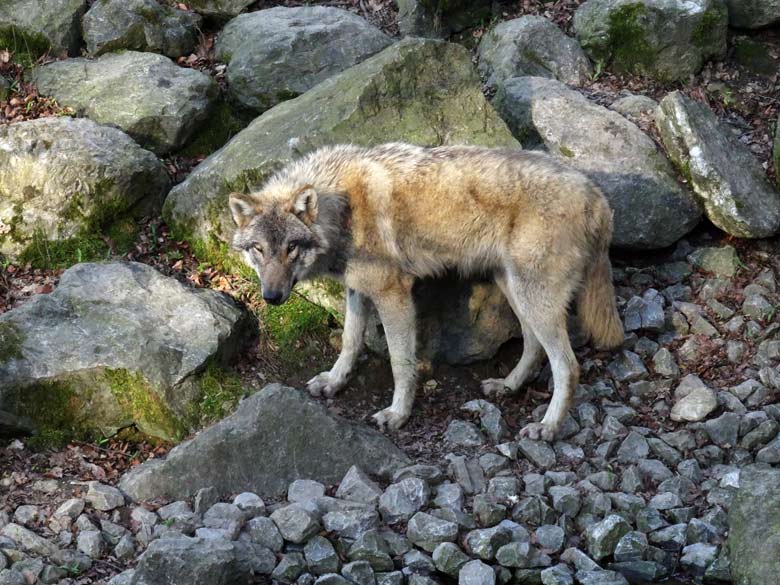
[577,197,624,350]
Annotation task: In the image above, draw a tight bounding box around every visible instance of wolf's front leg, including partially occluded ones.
[307,288,368,398]
[371,289,417,431]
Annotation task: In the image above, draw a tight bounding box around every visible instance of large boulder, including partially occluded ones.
[0,0,87,56]
[119,384,411,500]
[163,38,520,364]
[33,51,217,154]
[478,16,593,88]
[573,0,728,81]
[0,117,169,261]
[396,0,492,37]
[0,262,252,441]
[215,6,391,112]
[492,76,701,249]
[728,465,780,584]
[82,0,202,58]
[726,0,780,28]
[656,91,780,238]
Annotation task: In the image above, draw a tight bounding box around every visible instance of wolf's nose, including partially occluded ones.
[263,291,284,305]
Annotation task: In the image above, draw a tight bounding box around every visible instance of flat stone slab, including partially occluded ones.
[119,384,411,500]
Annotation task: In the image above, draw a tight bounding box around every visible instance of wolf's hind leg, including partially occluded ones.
[307,288,368,398]
[370,285,417,431]
[482,274,545,398]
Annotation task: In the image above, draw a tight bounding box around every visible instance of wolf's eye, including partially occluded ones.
[253,245,264,256]
[287,242,298,254]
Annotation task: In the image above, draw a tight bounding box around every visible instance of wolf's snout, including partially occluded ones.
[263,290,286,305]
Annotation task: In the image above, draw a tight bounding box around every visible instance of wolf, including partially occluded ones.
[229,143,624,440]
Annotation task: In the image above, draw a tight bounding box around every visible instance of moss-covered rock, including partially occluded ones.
[656,91,780,238]
[33,51,217,154]
[726,0,780,28]
[573,0,727,81]
[0,0,88,56]
[185,0,253,19]
[82,0,202,58]
[728,465,780,583]
[0,262,253,443]
[0,117,169,262]
[215,6,391,113]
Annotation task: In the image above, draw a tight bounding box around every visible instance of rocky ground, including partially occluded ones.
[2,0,780,584]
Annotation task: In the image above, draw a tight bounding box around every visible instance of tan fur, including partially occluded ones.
[229,143,623,439]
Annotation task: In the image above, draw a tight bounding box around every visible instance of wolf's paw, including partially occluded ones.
[372,407,410,431]
[481,378,514,398]
[518,421,555,442]
[306,372,344,398]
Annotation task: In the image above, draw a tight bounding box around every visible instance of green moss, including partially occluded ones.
[559,145,575,158]
[8,379,95,450]
[606,3,656,74]
[734,38,777,75]
[0,25,50,64]
[190,233,257,282]
[104,369,185,441]
[179,100,252,157]
[188,364,247,426]
[263,294,333,364]
[692,5,725,49]
[0,321,24,364]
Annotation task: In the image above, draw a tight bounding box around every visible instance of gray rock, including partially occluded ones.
[82,0,201,58]
[573,0,727,81]
[459,559,495,585]
[473,495,506,527]
[393,464,445,485]
[517,439,557,469]
[560,548,599,572]
[445,420,486,448]
[726,0,780,27]
[379,478,430,524]
[1,262,248,441]
[575,570,629,585]
[585,515,631,560]
[535,525,565,552]
[120,385,408,500]
[289,480,327,504]
[671,386,717,422]
[623,294,665,333]
[403,548,435,573]
[407,512,459,552]
[233,492,265,517]
[540,564,573,585]
[396,0,492,37]
[185,0,252,18]
[465,526,512,560]
[271,504,321,544]
[0,570,26,585]
[0,524,58,557]
[652,349,679,377]
[492,76,699,248]
[607,351,648,382]
[0,0,87,56]
[131,536,257,584]
[434,482,464,510]
[657,91,780,237]
[77,531,103,559]
[744,294,774,321]
[548,487,581,517]
[462,399,508,443]
[305,536,340,575]
[0,117,169,260]
[323,508,380,540]
[680,542,718,575]
[246,516,283,552]
[33,51,217,154]
[348,530,394,572]
[704,412,740,447]
[376,572,404,585]
[688,246,740,277]
[617,431,650,462]
[164,38,520,367]
[215,7,390,112]
[477,16,592,88]
[342,561,374,585]
[194,487,219,515]
[432,542,469,576]
[203,503,245,538]
[273,553,307,583]
[649,524,687,550]
[614,531,648,562]
[337,466,383,506]
[86,482,125,511]
[610,94,659,118]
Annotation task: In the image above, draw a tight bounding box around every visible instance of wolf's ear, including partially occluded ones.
[229,192,261,228]
[290,186,318,224]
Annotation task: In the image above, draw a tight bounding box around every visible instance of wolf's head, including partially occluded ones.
[229,185,325,305]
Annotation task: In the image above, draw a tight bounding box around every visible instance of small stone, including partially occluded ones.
[446,455,486,495]
[233,492,265,517]
[403,549,435,573]
[473,495,506,527]
[704,412,741,448]
[305,536,341,575]
[348,530,394,571]
[652,349,679,377]
[337,467,383,505]
[77,531,103,559]
[407,512,458,552]
[617,431,650,462]
[392,464,445,485]
[85,482,124,511]
[534,525,564,553]
[756,437,780,463]
[459,560,495,585]
[585,515,631,561]
[113,534,135,560]
[540,564,573,585]
[315,574,351,585]
[649,524,687,551]
[203,502,245,538]
[688,246,739,278]
[462,399,509,442]
[342,561,374,585]
[379,478,430,523]
[322,509,380,539]
[246,516,284,552]
[12,506,39,527]
[54,499,85,520]
[1,524,58,557]
[445,420,486,447]
[548,487,580,517]
[434,482,465,510]
[271,504,321,544]
[465,525,513,560]
[743,294,774,321]
[289,480,327,503]
[680,543,718,576]
[606,351,648,382]
[575,570,629,585]
[433,542,469,576]
[517,439,556,469]
[273,553,308,583]
[671,387,718,422]
[193,487,219,515]
[614,531,648,562]
[376,572,404,585]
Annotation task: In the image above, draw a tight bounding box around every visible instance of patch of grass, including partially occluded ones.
[189,364,247,426]
[179,100,251,157]
[0,25,49,67]
[263,293,334,364]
